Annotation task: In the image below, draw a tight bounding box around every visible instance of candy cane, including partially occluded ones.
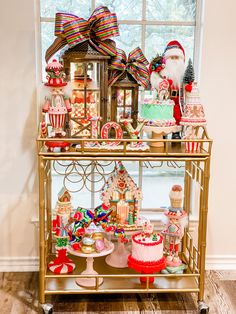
[41,121,47,137]
[89,116,102,139]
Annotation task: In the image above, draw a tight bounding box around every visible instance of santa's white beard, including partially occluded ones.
[161,58,185,88]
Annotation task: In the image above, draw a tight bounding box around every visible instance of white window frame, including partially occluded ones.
[36,0,204,83]
[35,0,204,221]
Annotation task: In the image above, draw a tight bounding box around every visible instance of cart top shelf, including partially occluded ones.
[37,132,212,161]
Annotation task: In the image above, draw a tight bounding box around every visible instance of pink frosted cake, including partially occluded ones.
[130,232,164,263]
[128,232,166,279]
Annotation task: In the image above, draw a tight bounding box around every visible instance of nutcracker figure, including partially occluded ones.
[42,59,72,137]
[48,188,75,274]
[162,185,188,273]
[163,215,183,263]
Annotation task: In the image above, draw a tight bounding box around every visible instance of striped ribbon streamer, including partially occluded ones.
[45,6,119,62]
[108,47,150,88]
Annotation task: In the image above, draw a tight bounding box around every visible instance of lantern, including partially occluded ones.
[61,41,110,137]
[110,73,139,129]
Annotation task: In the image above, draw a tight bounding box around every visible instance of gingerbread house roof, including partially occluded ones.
[101,162,142,206]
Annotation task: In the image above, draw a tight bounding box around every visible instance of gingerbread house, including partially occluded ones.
[101,162,142,228]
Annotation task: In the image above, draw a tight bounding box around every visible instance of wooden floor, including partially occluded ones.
[0,271,235,313]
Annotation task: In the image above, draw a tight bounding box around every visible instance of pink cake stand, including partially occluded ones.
[68,240,114,287]
[105,237,130,268]
[105,228,143,268]
[143,125,182,147]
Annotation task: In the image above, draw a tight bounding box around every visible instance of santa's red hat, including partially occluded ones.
[164,40,185,60]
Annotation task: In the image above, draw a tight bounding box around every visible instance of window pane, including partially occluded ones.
[125,90,132,106]
[117,90,124,106]
[41,22,59,80]
[71,62,100,90]
[142,165,184,209]
[115,24,142,54]
[145,25,194,62]
[146,0,196,21]
[96,0,142,20]
[51,173,92,209]
[40,0,91,18]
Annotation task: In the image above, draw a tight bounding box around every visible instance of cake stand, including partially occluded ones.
[105,227,144,268]
[105,237,130,268]
[143,125,182,148]
[68,240,114,287]
[128,255,166,283]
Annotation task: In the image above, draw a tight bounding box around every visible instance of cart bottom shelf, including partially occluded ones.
[44,255,199,295]
[45,276,199,294]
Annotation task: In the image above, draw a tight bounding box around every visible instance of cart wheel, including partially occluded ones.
[41,303,53,314]
[198,301,209,313]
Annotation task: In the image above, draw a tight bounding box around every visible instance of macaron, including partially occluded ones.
[81,245,95,254]
[82,237,95,246]
[92,232,104,240]
[95,239,105,252]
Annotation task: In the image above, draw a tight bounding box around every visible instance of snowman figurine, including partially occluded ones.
[42,59,71,137]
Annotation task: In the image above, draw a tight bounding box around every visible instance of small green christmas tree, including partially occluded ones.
[152,233,157,241]
[128,212,134,225]
[183,58,195,84]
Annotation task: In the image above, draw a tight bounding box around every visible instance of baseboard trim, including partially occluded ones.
[1,255,236,272]
[205,255,236,270]
[0,257,39,272]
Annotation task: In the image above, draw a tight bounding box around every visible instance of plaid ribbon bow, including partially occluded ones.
[45,6,119,62]
[108,47,150,88]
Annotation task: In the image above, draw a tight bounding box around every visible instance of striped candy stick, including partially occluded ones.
[185,140,200,153]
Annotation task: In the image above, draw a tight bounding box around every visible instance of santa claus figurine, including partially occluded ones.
[149,40,186,139]
[42,59,72,137]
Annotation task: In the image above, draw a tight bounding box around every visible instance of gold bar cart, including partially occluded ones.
[37,129,212,314]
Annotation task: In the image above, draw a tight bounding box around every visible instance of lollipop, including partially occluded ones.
[114,228,128,243]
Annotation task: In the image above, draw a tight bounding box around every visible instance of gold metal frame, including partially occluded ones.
[37,127,212,305]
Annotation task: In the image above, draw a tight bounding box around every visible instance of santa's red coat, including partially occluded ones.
[169,84,182,125]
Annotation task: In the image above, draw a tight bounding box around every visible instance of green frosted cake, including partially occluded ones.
[141,99,176,127]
